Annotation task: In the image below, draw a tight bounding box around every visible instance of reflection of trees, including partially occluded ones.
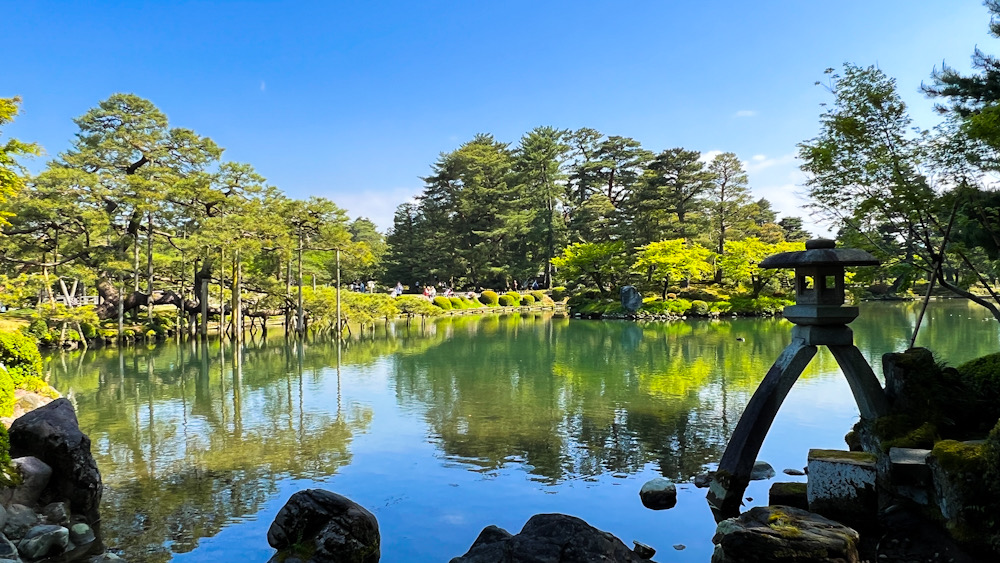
[46,338,372,562]
[391,313,796,484]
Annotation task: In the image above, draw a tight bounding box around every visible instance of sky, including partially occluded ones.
[2,1,997,234]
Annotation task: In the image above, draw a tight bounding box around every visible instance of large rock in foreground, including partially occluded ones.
[8,399,102,529]
[450,513,651,563]
[267,489,379,563]
[711,505,859,563]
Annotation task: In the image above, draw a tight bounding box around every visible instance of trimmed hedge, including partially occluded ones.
[520,294,536,306]
[449,296,464,309]
[498,295,516,307]
[505,291,522,305]
[0,331,44,388]
[479,290,500,306]
[432,296,453,310]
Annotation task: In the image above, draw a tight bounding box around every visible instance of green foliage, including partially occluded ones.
[24,318,48,340]
[395,295,442,318]
[432,296,453,310]
[550,287,568,301]
[957,353,1000,423]
[79,322,98,340]
[0,97,41,229]
[460,297,480,309]
[448,297,464,309]
[479,290,499,306]
[0,331,44,387]
[0,368,12,419]
[520,294,536,306]
[497,295,515,307]
[504,291,521,304]
[529,290,546,302]
[634,239,714,290]
[719,238,803,298]
[551,241,628,296]
[728,295,793,315]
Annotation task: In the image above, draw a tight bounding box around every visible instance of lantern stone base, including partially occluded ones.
[807,449,878,529]
[791,325,854,346]
[784,305,860,325]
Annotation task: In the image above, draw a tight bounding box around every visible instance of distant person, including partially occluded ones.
[531,279,539,290]
[395,282,403,297]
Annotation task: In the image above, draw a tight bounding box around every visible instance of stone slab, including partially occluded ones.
[807,449,878,529]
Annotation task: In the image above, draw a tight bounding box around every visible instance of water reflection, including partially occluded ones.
[41,303,1000,562]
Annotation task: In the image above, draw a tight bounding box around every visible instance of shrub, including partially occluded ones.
[449,297,464,309]
[679,287,722,301]
[530,290,546,302]
[122,329,136,340]
[395,295,443,317]
[145,329,158,340]
[551,287,568,301]
[79,322,98,340]
[505,291,522,305]
[479,290,499,306]
[460,297,480,309]
[23,318,48,340]
[0,331,44,388]
[498,295,516,307]
[432,296,453,310]
[0,369,12,420]
[691,300,710,315]
[520,294,536,306]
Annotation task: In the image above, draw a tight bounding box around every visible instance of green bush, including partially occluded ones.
[395,295,443,317]
[498,295,516,307]
[530,290,546,302]
[145,329,157,340]
[23,318,48,340]
[711,301,732,313]
[449,296,464,309]
[679,287,723,301]
[551,287,568,301]
[122,328,136,340]
[0,369,12,420]
[505,291,522,304]
[460,297,479,309]
[0,424,11,477]
[79,322,98,340]
[0,331,44,388]
[958,354,1000,420]
[691,300,710,315]
[479,290,500,306]
[729,296,793,315]
[520,294,536,306]
[432,296,453,310]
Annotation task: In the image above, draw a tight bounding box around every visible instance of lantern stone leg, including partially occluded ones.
[706,337,817,516]
[828,345,889,420]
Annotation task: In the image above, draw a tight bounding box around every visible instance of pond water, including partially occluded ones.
[43,300,1000,562]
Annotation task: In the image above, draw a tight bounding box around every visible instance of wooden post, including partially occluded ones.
[199,278,208,339]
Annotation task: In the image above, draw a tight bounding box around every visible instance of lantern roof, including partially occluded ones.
[759,239,879,269]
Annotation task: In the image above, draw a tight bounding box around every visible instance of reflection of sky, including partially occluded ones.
[52,301,1000,562]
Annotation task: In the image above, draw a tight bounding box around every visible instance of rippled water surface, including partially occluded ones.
[44,301,1000,562]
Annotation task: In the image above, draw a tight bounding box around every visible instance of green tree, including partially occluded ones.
[631,148,713,243]
[0,97,40,228]
[633,239,714,298]
[511,126,570,287]
[778,216,811,242]
[705,152,753,280]
[551,241,628,296]
[718,238,802,297]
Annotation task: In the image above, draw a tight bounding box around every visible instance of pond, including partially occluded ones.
[43,300,1000,562]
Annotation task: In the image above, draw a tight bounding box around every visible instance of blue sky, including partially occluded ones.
[2,1,995,233]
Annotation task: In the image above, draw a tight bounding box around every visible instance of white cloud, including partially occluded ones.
[698,149,723,164]
[334,186,422,231]
[734,110,758,118]
[744,153,796,173]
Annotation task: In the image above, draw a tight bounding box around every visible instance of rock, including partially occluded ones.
[711,506,860,563]
[638,477,676,510]
[10,457,53,507]
[620,286,642,312]
[267,489,379,563]
[450,513,648,563]
[43,501,71,526]
[0,534,17,560]
[807,449,878,529]
[768,482,808,510]
[18,524,69,560]
[672,544,686,550]
[0,507,7,536]
[750,460,775,481]
[782,468,805,476]
[632,540,655,559]
[3,505,37,541]
[8,399,103,530]
[70,523,95,545]
[693,471,715,488]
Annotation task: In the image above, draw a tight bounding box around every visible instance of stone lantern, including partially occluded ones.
[707,239,889,517]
